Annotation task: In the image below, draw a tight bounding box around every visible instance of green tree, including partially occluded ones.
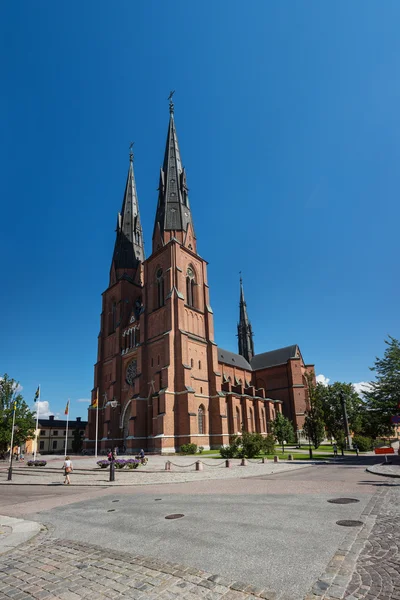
[271,412,295,454]
[303,374,326,449]
[317,382,363,441]
[363,336,400,438]
[0,374,36,455]
[72,429,83,453]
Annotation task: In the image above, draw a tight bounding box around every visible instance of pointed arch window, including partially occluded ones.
[156,268,165,308]
[236,407,241,433]
[198,405,205,435]
[186,266,196,308]
[250,407,255,433]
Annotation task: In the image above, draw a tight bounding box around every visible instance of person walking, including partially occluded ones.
[332,443,338,457]
[63,456,73,485]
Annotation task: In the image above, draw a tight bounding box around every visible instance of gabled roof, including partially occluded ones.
[251,345,299,370]
[218,348,252,371]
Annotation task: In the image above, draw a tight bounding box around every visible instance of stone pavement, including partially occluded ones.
[306,484,400,600]
[0,533,279,600]
[0,457,315,487]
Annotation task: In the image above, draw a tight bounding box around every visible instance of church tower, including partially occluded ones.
[139,95,220,452]
[86,149,145,451]
[237,277,255,363]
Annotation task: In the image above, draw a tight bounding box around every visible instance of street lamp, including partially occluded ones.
[8,425,19,481]
[108,400,118,482]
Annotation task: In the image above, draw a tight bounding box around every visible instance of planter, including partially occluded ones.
[27,460,47,467]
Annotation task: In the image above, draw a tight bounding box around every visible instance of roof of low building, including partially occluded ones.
[250,345,299,370]
[38,419,87,429]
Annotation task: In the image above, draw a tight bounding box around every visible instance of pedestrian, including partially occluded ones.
[114,446,118,456]
[353,442,359,457]
[63,455,73,485]
[332,443,338,457]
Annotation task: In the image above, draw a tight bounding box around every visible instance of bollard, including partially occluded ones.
[165,461,171,471]
[240,458,248,466]
[288,454,293,461]
[273,456,279,463]
[195,461,203,471]
[225,459,231,468]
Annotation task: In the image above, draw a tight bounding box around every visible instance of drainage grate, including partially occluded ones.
[155,498,162,501]
[165,514,184,520]
[107,509,116,512]
[112,500,119,503]
[328,498,360,504]
[336,520,363,527]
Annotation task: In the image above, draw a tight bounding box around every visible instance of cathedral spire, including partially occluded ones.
[237,275,255,363]
[153,93,196,252]
[111,146,145,279]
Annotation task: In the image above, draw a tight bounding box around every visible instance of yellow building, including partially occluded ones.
[29,416,87,455]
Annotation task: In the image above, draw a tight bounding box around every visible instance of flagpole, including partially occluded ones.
[95,388,99,458]
[34,385,40,461]
[8,402,17,481]
[64,400,70,457]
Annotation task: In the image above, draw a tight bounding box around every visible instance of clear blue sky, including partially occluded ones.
[1,1,399,419]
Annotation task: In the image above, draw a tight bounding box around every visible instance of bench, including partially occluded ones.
[374,447,394,454]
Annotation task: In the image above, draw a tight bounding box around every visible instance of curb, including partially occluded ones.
[305,488,386,600]
[366,464,400,478]
[0,515,44,555]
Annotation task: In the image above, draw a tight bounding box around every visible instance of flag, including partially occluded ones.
[92,389,98,408]
[34,386,40,402]
[13,401,17,411]
[64,400,70,416]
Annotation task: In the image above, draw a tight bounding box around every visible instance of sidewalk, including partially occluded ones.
[0,532,277,600]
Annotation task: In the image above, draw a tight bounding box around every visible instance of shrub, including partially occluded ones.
[27,460,47,467]
[241,432,264,458]
[114,459,127,469]
[126,459,140,469]
[198,446,204,454]
[220,435,241,458]
[97,460,109,468]
[262,434,276,455]
[180,443,197,455]
[352,435,373,452]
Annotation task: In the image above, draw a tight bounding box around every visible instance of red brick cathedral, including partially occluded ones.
[85,100,316,454]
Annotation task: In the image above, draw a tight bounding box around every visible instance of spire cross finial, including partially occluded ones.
[168,90,175,114]
[239,271,242,284]
[129,141,134,163]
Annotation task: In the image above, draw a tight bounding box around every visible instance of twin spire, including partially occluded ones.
[111,95,195,281]
[111,144,145,279]
[238,276,255,363]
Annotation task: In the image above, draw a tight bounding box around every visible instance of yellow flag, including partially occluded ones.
[92,390,98,408]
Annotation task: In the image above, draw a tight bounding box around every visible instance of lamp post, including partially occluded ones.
[339,390,352,450]
[108,400,118,482]
[8,424,18,481]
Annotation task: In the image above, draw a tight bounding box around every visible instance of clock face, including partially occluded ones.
[126,360,137,385]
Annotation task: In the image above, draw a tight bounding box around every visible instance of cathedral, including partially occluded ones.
[85,99,316,454]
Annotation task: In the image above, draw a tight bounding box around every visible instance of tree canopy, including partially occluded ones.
[271,412,295,453]
[316,381,363,441]
[363,336,400,438]
[303,373,325,449]
[0,374,36,455]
